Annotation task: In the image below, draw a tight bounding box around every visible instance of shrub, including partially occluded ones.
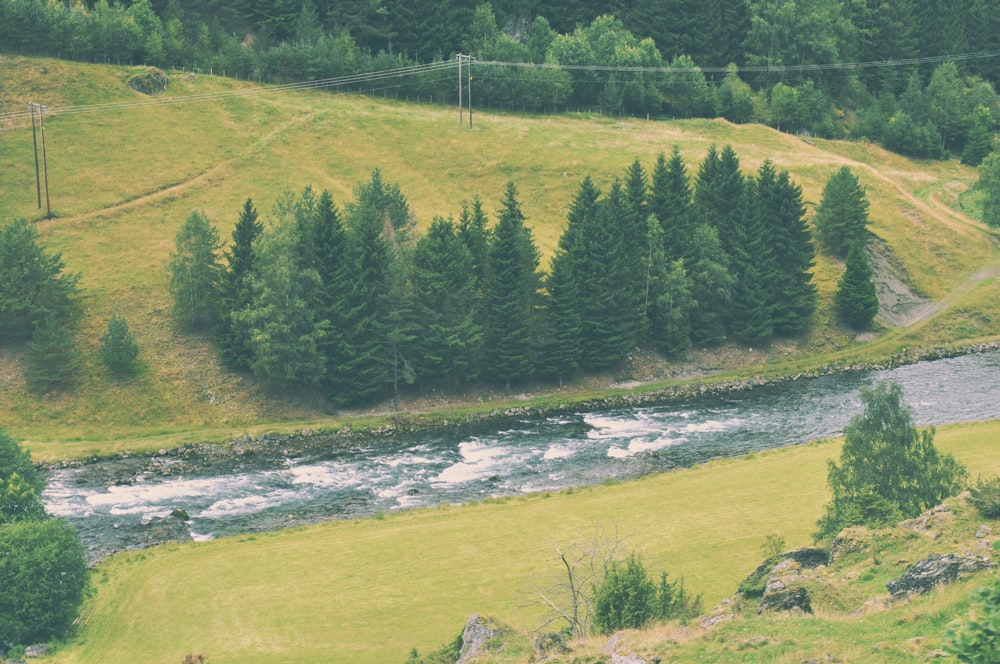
[969,475,1000,519]
[0,519,88,646]
[99,311,140,375]
[24,315,80,393]
[944,579,1000,663]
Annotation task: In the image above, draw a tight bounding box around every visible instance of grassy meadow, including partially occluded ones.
[45,419,1000,664]
[1,55,998,455]
[2,55,1000,663]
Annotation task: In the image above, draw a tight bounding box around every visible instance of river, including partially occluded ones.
[42,350,1000,562]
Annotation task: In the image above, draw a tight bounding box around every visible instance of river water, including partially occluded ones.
[43,351,1000,560]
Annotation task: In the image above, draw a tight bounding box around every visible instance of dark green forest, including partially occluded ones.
[3,0,1000,162]
[165,146,828,405]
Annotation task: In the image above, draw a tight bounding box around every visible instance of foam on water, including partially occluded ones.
[543,444,575,460]
[198,487,303,519]
[434,439,515,485]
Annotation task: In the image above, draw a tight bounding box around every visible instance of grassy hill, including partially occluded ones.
[2,55,998,460]
[3,55,1000,663]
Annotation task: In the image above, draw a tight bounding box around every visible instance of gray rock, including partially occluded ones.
[23,645,48,658]
[457,614,501,664]
[758,587,812,614]
[886,553,995,598]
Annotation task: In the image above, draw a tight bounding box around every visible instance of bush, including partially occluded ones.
[969,475,1000,519]
[593,555,702,634]
[0,428,45,524]
[24,315,81,393]
[99,311,140,375]
[944,579,1000,663]
[0,519,88,646]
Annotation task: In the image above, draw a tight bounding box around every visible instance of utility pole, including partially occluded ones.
[467,55,473,129]
[458,53,463,126]
[29,102,41,209]
[37,103,51,218]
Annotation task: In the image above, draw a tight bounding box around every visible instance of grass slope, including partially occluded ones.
[0,55,998,457]
[47,420,1000,664]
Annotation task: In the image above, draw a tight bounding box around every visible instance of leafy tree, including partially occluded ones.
[715,64,755,124]
[961,107,994,167]
[99,310,140,375]
[24,315,80,393]
[945,579,1000,663]
[169,211,222,332]
[217,198,263,370]
[815,381,968,542]
[0,519,88,646]
[835,242,879,329]
[979,144,1000,228]
[482,182,541,388]
[814,166,870,258]
[0,428,45,524]
[0,218,80,343]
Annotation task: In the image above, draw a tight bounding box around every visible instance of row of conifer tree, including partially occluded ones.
[171,146,875,405]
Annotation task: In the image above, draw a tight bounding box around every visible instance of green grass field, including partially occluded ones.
[45,420,1000,664]
[3,55,1000,663]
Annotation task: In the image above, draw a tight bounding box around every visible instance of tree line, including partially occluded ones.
[168,149,876,406]
[2,1,999,165]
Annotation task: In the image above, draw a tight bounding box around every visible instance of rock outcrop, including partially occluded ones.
[886,553,995,598]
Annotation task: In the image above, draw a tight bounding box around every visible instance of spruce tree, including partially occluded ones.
[537,248,582,386]
[217,198,263,370]
[25,315,80,393]
[482,182,540,388]
[338,189,393,404]
[815,166,871,257]
[237,202,328,388]
[686,224,734,345]
[725,179,774,342]
[99,311,140,375]
[646,215,692,355]
[835,242,879,329]
[756,161,817,335]
[169,210,222,332]
[694,144,745,261]
[0,219,80,344]
[411,217,482,388]
[649,147,694,262]
[458,196,491,289]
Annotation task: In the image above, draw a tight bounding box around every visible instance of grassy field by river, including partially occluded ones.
[1,55,999,456]
[46,419,1000,664]
[3,55,1000,663]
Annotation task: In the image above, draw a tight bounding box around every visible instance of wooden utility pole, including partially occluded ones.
[467,55,473,129]
[29,102,41,209]
[38,103,51,218]
[458,53,463,126]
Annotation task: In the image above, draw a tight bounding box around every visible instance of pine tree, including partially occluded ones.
[99,311,140,375]
[686,224,734,346]
[649,147,694,262]
[814,166,871,258]
[237,202,328,388]
[725,179,774,343]
[0,219,80,344]
[537,248,582,386]
[217,198,263,370]
[169,210,222,332]
[25,315,80,393]
[458,196,491,291]
[756,161,817,335]
[338,187,393,404]
[835,242,879,329]
[411,217,482,388]
[482,182,541,388]
[694,144,745,261]
[299,190,354,395]
[646,214,692,356]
